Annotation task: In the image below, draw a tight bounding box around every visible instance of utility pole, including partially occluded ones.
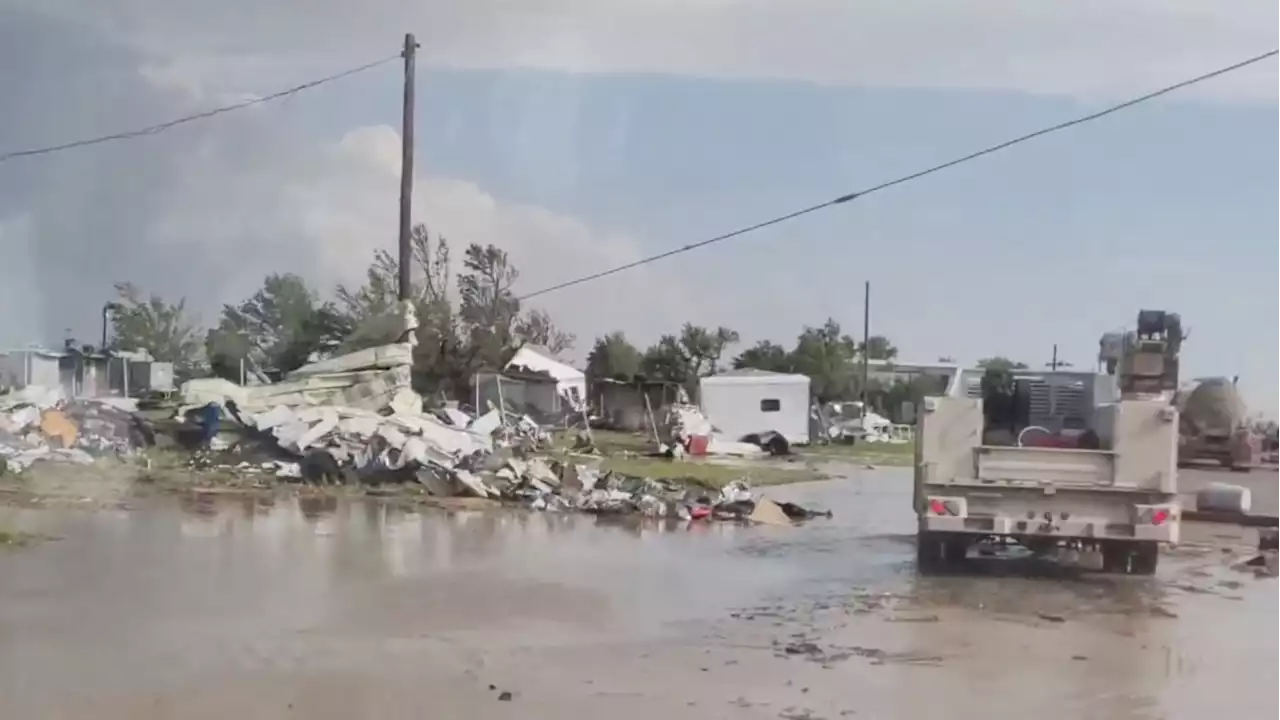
[1045,344,1074,371]
[861,280,870,421]
[398,32,419,301]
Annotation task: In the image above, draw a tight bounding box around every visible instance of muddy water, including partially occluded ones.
[0,466,1274,719]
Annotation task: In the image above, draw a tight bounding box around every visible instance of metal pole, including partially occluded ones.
[861,280,870,421]
[398,33,419,300]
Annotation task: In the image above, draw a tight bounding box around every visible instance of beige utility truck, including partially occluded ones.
[914,310,1183,575]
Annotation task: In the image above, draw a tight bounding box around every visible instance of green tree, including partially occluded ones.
[108,283,203,377]
[977,356,1028,371]
[732,340,793,372]
[336,225,464,393]
[335,225,573,397]
[789,319,861,403]
[210,274,350,379]
[858,335,898,361]
[514,308,575,356]
[586,332,643,380]
[641,335,692,384]
[457,243,521,368]
[677,323,740,376]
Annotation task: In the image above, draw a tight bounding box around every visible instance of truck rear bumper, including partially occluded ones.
[919,487,1181,544]
[920,513,1179,543]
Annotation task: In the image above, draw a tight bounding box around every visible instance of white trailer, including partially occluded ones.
[698,370,811,446]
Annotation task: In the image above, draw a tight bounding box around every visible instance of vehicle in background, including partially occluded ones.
[1175,377,1256,471]
[914,310,1183,575]
[811,399,892,444]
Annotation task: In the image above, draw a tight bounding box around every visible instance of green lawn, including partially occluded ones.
[801,440,916,467]
[0,529,40,548]
[551,428,656,455]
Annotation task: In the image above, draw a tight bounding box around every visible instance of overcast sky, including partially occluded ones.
[0,1,1276,415]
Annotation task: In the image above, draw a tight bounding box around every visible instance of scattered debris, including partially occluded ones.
[1,309,832,524]
[0,385,151,473]
[661,404,766,459]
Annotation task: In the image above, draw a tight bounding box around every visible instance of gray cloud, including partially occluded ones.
[1,1,1275,382]
[0,9,685,355]
[13,0,1278,102]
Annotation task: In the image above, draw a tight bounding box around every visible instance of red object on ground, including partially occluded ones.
[687,435,710,456]
[689,505,712,520]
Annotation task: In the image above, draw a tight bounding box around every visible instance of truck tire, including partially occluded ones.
[1101,541,1159,575]
[1101,542,1130,574]
[1129,542,1159,576]
[917,532,967,572]
[917,532,945,572]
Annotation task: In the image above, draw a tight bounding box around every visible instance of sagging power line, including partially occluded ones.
[0,54,401,164]
[517,48,1278,301]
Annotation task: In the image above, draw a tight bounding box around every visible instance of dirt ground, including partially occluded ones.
[0,463,1274,719]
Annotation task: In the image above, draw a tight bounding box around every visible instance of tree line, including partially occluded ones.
[586,320,929,419]
[105,225,574,398]
[100,222,1032,419]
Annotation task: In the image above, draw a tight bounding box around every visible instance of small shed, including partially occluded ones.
[698,369,812,446]
[592,378,683,432]
[504,345,587,408]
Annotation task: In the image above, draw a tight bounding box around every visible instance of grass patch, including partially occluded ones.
[802,440,916,467]
[551,429,656,455]
[0,529,40,548]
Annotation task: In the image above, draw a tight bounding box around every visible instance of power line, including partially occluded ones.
[519,49,1278,301]
[0,54,401,164]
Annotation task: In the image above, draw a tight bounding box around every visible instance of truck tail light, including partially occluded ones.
[1136,504,1177,525]
[928,498,961,516]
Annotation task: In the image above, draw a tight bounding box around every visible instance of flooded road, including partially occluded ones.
[0,466,1275,719]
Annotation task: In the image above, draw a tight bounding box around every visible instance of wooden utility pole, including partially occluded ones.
[861,280,870,419]
[398,33,419,300]
[1046,344,1073,371]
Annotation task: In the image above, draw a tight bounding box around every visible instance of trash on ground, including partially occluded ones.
[0,384,152,473]
[0,304,831,524]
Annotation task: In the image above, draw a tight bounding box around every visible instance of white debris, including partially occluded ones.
[1,384,148,473]
[717,480,754,505]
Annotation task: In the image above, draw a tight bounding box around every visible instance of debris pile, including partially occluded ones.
[1,304,829,523]
[0,385,150,473]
